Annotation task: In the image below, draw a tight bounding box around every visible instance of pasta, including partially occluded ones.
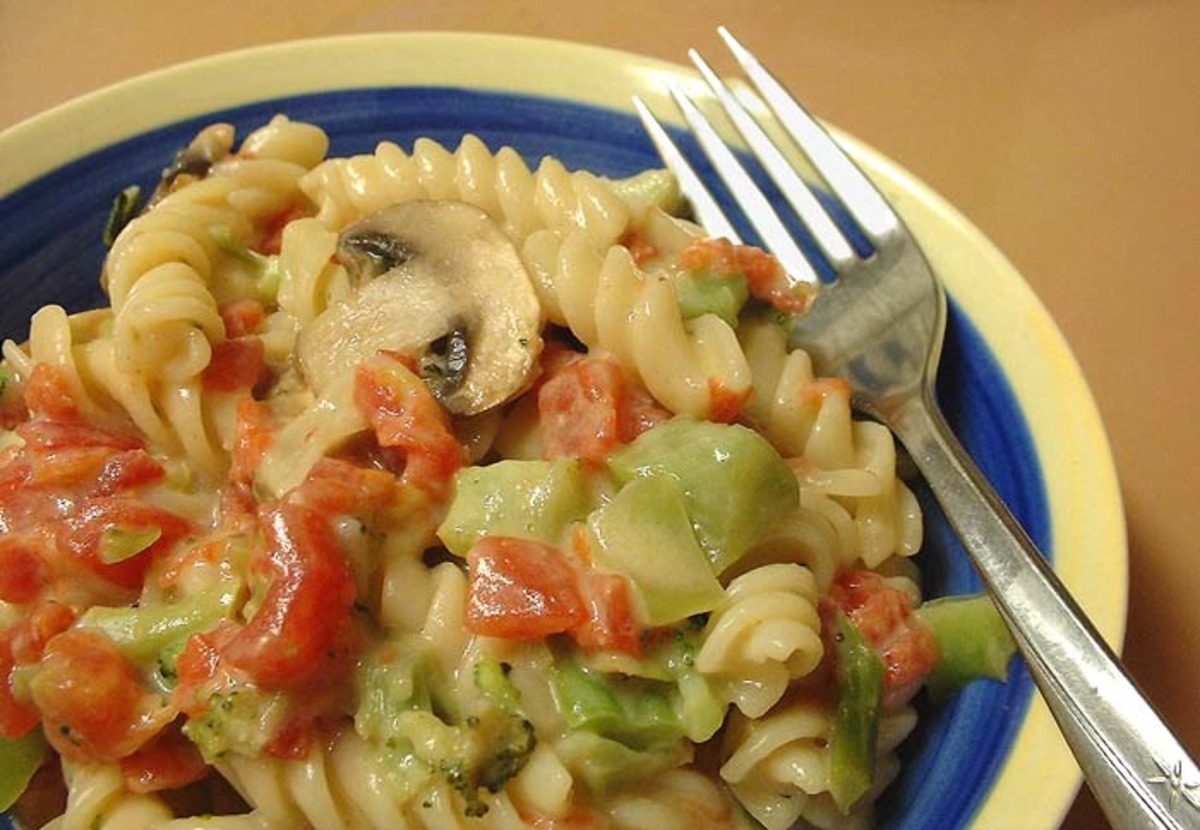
[0,117,1014,830]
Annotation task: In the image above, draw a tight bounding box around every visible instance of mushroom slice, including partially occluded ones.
[296,200,542,415]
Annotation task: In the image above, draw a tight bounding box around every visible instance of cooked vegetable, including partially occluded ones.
[608,418,799,573]
[585,473,725,625]
[916,594,1017,699]
[438,457,594,555]
[828,610,884,813]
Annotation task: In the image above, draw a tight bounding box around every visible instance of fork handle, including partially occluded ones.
[893,395,1200,830]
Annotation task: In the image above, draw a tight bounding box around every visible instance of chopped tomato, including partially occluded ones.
[707,379,750,424]
[218,299,266,337]
[679,237,814,315]
[93,449,165,495]
[14,419,141,452]
[0,536,47,604]
[538,353,669,463]
[8,602,77,665]
[465,537,589,640]
[120,721,209,793]
[572,571,641,656]
[229,398,274,486]
[354,353,466,499]
[22,363,81,423]
[221,502,357,688]
[619,230,659,267]
[291,458,400,517]
[202,337,267,392]
[172,623,239,717]
[827,569,939,709]
[30,628,173,762]
[254,202,309,255]
[57,497,195,590]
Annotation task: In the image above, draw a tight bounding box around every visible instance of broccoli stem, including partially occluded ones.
[77,583,239,665]
[828,610,884,814]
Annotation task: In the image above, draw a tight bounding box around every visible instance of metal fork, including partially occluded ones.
[635,27,1199,830]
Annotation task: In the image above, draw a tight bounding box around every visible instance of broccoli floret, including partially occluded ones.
[182,687,289,763]
[360,650,536,817]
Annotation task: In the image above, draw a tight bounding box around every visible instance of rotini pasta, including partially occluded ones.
[0,115,1014,830]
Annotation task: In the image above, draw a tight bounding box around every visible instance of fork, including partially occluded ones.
[634,27,1200,830]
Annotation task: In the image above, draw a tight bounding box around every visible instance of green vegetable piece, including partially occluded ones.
[666,628,727,742]
[438,458,593,555]
[0,730,46,811]
[829,611,884,814]
[587,474,724,625]
[916,594,1017,699]
[553,730,690,795]
[608,419,799,574]
[604,168,684,215]
[103,184,142,247]
[183,687,289,763]
[553,658,682,750]
[77,582,240,664]
[473,657,520,710]
[675,268,749,327]
[97,526,162,564]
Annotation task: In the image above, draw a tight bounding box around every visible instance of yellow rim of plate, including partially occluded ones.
[0,31,1127,829]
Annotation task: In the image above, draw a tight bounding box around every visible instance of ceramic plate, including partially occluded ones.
[0,32,1126,829]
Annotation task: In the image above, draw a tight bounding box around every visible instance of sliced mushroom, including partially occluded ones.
[296,200,542,415]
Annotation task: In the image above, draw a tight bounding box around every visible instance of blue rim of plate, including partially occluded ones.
[1,84,1037,830]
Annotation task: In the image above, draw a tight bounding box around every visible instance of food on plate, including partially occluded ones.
[0,115,1015,829]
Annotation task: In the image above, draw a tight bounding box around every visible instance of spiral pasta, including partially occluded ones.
[695,563,825,718]
[719,701,918,830]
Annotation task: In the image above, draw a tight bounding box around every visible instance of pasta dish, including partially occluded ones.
[0,116,1014,829]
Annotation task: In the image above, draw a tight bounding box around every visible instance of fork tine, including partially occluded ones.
[717,26,900,240]
[632,95,742,245]
[665,80,820,285]
[687,48,855,270]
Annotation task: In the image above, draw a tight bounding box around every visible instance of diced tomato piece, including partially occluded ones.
[30,629,171,762]
[292,458,400,517]
[572,571,641,656]
[707,379,750,424]
[538,354,669,463]
[93,449,165,495]
[14,419,141,452]
[465,537,589,640]
[202,337,267,393]
[828,569,939,708]
[254,203,309,255]
[23,364,81,423]
[120,721,209,793]
[229,398,275,486]
[57,497,195,590]
[221,503,357,688]
[172,624,238,717]
[0,536,47,604]
[354,354,466,498]
[619,230,659,267]
[9,602,77,665]
[261,717,314,760]
[218,299,266,338]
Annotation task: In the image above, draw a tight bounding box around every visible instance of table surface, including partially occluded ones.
[3,1,1198,827]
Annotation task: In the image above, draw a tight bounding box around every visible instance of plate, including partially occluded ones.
[0,32,1125,829]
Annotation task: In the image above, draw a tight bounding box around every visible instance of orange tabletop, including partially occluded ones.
[3,2,1198,827]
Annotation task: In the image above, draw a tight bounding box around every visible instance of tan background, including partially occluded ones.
[3,1,1199,827]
